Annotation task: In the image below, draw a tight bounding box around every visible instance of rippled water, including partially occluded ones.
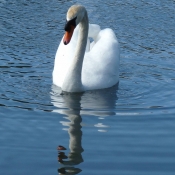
[0,0,175,175]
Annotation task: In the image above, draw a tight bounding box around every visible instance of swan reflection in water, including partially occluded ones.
[50,84,118,174]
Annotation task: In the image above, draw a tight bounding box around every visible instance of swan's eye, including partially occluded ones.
[64,17,77,32]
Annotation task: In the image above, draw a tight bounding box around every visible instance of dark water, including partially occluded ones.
[0,0,175,174]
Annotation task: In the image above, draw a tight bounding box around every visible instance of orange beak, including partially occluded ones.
[63,25,75,45]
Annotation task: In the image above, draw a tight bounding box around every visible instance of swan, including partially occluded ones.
[53,5,120,92]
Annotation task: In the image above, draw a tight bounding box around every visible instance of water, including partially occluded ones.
[0,0,175,174]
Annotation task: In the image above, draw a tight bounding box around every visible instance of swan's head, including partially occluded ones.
[63,5,86,45]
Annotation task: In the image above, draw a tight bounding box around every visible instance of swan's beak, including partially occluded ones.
[63,25,75,45]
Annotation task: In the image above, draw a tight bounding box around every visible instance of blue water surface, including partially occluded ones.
[0,0,175,175]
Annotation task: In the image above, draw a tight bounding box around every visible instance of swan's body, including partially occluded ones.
[53,5,120,92]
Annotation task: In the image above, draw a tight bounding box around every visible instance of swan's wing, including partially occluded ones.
[82,28,120,90]
[88,24,101,39]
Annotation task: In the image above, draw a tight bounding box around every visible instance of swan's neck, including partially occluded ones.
[62,11,89,92]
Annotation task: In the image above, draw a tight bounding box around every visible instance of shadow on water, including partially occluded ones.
[50,84,118,174]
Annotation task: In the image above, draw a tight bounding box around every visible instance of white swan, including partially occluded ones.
[53,5,120,92]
